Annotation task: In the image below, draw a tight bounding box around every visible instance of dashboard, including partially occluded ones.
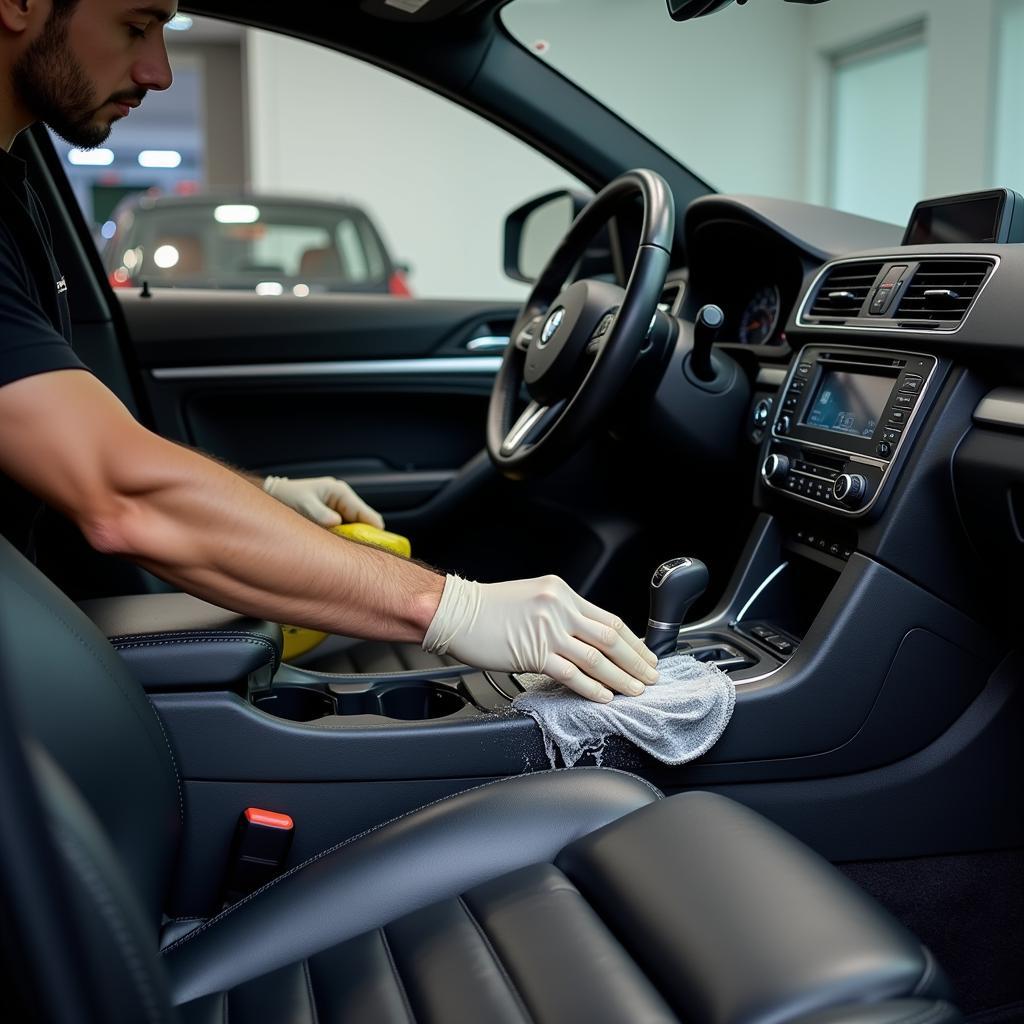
[649,190,1024,616]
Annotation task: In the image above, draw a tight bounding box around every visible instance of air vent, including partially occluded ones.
[894,259,993,325]
[808,261,885,319]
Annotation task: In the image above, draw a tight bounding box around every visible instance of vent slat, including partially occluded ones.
[894,258,993,324]
[806,261,884,318]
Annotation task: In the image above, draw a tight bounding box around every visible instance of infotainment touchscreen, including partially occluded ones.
[802,370,893,439]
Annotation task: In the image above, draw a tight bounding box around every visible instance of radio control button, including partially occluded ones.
[797,362,811,376]
[762,453,791,484]
[881,427,901,443]
[790,379,807,392]
[834,473,868,509]
[888,408,907,425]
[899,376,923,393]
[783,392,800,411]
[777,414,792,435]
[876,441,892,458]
[894,393,916,408]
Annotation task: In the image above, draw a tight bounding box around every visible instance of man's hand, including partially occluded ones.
[262,475,385,529]
[422,574,660,703]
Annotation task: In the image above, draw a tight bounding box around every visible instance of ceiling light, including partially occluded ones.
[215,204,260,224]
[68,148,114,166]
[153,244,180,269]
[138,150,182,169]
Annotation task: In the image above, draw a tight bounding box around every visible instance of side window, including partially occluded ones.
[60,15,583,301]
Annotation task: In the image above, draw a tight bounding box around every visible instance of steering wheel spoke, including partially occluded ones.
[500,400,565,455]
[513,314,544,352]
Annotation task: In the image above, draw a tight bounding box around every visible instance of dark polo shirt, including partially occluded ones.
[0,143,89,556]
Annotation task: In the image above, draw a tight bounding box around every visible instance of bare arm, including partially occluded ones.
[0,370,443,642]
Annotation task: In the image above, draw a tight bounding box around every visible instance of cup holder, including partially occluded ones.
[253,681,469,723]
[334,683,466,720]
[252,686,336,723]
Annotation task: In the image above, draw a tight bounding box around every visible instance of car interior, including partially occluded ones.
[2,1,1022,1022]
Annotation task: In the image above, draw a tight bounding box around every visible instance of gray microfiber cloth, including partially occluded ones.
[513,652,736,768]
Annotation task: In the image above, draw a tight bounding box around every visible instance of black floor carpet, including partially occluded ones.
[839,849,1024,1018]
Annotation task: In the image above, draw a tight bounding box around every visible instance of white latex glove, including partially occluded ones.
[262,475,385,529]
[423,574,660,703]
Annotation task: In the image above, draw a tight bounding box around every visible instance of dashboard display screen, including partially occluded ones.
[904,196,1002,244]
[802,370,893,438]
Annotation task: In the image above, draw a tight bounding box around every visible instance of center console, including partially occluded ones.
[761,344,938,516]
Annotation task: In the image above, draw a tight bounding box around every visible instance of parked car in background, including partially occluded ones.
[102,192,412,296]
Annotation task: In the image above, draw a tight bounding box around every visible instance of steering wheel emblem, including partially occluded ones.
[539,306,566,347]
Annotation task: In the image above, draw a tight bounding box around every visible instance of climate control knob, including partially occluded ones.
[761,453,791,484]
[833,473,868,508]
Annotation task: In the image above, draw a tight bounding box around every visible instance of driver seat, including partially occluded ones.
[0,534,957,1023]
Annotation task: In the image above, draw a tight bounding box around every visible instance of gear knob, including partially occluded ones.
[645,557,710,658]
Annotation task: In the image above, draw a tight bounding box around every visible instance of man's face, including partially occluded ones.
[12,0,174,149]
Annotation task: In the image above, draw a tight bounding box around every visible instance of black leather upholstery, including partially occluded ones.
[162,769,660,1003]
[80,592,282,690]
[0,533,957,1024]
[0,534,180,922]
[171,791,947,1023]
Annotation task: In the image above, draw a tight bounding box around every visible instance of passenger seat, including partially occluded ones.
[0,535,957,1024]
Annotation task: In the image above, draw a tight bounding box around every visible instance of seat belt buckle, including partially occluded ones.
[222,807,294,906]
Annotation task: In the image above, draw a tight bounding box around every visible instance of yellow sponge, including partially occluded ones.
[330,522,412,558]
[281,522,411,661]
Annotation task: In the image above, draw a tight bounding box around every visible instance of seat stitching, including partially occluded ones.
[110,631,276,643]
[160,767,655,955]
[302,959,321,1024]
[458,896,537,1024]
[147,696,184,827]
[15,580,183,823]
[56,827,168,1024]
[112,637,277,656]
[379,928,416,1023]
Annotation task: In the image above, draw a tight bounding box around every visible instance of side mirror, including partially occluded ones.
[503,189,592,284]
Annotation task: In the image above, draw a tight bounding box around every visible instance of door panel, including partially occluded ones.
[125,289,516,515]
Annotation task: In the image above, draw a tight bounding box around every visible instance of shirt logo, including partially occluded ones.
[56,276,67,295]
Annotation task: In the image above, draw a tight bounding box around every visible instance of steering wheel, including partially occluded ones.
[486,169,674,480]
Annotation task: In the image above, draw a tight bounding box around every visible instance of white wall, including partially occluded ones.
[802,0,999,206]
[244,0,1010,300]
[244,31,580,300]
[504,0,812,200]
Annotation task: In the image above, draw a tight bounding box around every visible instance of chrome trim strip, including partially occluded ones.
[466,336,509,352]
[764,343,937,517]
[756,366,787,387]
[795,253,1000,335]
[733,561,789,623]
[973,388,1024,430]
[151,356,504,381]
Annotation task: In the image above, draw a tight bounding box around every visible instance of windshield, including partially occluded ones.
[503,0,1021,229]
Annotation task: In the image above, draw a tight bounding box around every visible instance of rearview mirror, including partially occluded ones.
[666,0,735,21]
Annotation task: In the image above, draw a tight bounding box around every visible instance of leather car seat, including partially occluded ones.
[0,534,958,1024]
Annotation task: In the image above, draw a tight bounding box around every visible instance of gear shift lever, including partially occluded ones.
[645,557,710,658]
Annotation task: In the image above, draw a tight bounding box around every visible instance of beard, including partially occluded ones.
[12,12,142,149]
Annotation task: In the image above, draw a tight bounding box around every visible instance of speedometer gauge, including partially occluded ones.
[738,284,782,345]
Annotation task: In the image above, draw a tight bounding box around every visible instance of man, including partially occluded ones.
[0,0,661,701]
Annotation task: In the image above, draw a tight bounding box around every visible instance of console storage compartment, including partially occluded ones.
[79,592,282,692]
